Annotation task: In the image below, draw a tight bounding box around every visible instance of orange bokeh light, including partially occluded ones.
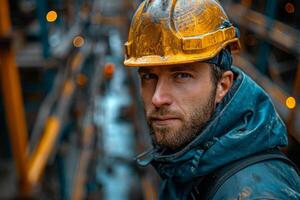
[285,3,295,14]
[286,97,296,109]
[46,10,58,22]
[73,36,85,48]
[104,63,115,77]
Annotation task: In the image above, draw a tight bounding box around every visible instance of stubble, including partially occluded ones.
[147,90,216,150]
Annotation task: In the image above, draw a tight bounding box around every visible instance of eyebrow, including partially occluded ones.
[168,65,197,72]
[138,65,197,74]
[137,67,150,74]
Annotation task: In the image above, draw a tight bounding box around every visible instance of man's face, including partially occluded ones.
[138,63,217,150]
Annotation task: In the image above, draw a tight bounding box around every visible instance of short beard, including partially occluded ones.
[147,89,216,151]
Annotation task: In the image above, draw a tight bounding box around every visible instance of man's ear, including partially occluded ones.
[215,71,234,104]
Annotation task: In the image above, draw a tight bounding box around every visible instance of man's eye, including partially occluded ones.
[141,73,157,80]
[175,73,192,79]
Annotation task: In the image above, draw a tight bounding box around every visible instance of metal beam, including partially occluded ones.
[35,0,50,58]
[228,4,300,56]
[25,48,88,190]
[27,79,75,186]
[71,125,94,200]
[0,0,11,36]
[0,0,30,195]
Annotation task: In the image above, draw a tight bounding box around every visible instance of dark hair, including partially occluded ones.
[208,48,233,87]
[210,64,227,87]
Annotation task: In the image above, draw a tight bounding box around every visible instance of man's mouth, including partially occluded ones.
[150,116,180,126]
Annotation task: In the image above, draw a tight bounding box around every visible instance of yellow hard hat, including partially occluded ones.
[124,0,240,67]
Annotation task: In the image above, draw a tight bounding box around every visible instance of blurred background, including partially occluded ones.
[0,0,299,199]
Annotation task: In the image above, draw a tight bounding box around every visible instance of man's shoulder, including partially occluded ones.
[213,160,300,200]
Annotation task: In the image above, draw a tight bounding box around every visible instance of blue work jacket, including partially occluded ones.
[137,66,300,200]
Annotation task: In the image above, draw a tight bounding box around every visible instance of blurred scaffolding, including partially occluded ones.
[0,0,157,199]
[0,0,299,199]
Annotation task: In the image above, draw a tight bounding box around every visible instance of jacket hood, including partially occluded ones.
[136,66,288,182]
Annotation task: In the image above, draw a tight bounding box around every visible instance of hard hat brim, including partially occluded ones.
[124,39,240,67]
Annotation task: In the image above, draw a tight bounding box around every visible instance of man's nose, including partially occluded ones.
[151,79,172,108]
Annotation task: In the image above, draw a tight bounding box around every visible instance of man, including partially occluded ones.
[124,0,300,199]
